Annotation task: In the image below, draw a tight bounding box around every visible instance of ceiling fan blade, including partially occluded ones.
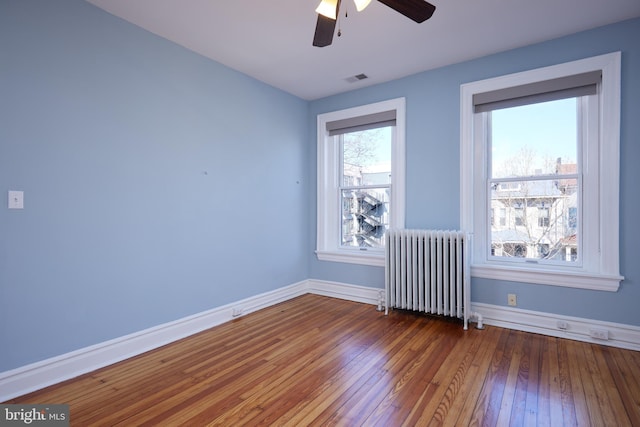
[313,14,338,47]
[377,0,436,23]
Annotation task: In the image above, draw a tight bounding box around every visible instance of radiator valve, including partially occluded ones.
[472,311,485,329]
[376,291,385,312]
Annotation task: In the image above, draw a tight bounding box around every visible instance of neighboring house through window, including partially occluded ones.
[460,53,623,291]
[317,98,406,266]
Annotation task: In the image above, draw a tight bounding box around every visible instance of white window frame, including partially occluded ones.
[316,98,406,266]
[460,52,623,291]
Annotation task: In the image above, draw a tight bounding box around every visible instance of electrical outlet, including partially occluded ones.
[589,328,609,340]
[557,320,569,330]
[507,293,517,306]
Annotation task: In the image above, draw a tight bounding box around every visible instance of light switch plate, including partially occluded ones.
[8,190,24,209]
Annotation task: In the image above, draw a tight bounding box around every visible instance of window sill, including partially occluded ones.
[471,264,623,292]
[316,250,385,267]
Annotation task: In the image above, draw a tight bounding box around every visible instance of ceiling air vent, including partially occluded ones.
[346,73,368,83]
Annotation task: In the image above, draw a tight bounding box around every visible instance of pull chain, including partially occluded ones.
[338,3,348,37]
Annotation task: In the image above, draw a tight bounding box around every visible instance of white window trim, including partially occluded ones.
[460,52,623,291]
[317,98,406,266]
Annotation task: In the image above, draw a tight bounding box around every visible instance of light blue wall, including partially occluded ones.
[309,18,640,327]
[0,0,309,371]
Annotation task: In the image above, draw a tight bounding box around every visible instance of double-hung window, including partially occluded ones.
[317,98,406,266]
[461,53,623,291]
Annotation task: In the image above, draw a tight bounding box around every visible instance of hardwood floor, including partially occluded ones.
[8,294,640,426]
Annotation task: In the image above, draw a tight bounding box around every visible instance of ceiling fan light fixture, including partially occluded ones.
[353,0,372,12]
[315,0,338,20]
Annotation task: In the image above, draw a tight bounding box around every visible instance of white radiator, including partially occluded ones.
[385,229,471,330]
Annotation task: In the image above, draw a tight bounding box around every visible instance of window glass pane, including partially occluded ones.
[340,126,392,249]
[342,128,391,186]
[491,98,577,179]
[490,179,578,262]
[489,97,580,264]
[341,188,389,248]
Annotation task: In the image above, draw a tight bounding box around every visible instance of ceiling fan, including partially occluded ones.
[313,0,436,47]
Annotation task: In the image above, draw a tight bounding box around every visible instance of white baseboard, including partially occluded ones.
[3,279,638,402]
[471,302,640,351]
[307,279,382,306]
[0,280,308,402]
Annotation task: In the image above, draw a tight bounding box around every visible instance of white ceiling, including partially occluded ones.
[86,0,640,100]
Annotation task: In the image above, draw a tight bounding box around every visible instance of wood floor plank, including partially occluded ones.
[590,345,633,427]
[307,314,432,426]
[565,338,593,427]
[406,325,484,426]
[467,328,516,426]
[204,303,378,426]
[605,347,640,425]
[78,297,339,425]
[439,326,504,427]
[362,322,457,426]
[523,333,542,426]
[579,344,622,426]
[276,315,417,426]
[539,336,564,427]
[227,314,383,426]
[495,331,525,427]
[117,300,368,426]
[621,346,640,402]
[556,338,579,427]
[6,294,640,427]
